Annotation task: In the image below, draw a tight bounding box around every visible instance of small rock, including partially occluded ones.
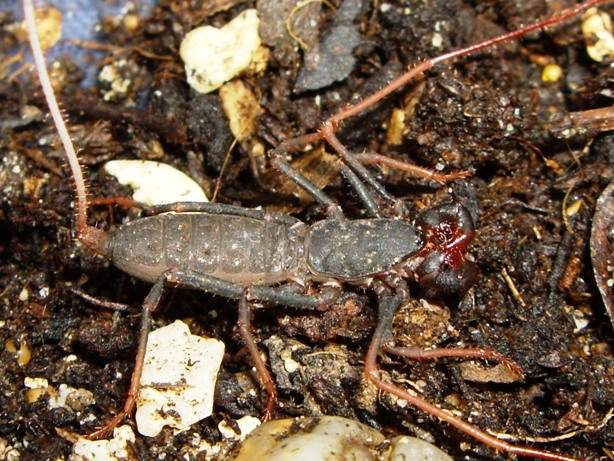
[180,9,261,93]
[70,425,136,461]
[135,320,225,437]
[104,160,208,206]
[226,416,453,461]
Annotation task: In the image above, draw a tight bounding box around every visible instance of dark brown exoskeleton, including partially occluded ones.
[23,0,609,460]
[109,203,474,291]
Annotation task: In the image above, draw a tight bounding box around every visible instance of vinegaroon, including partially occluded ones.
[23,0,610,459]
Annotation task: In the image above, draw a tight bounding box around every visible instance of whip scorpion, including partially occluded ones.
[22,0,612,459]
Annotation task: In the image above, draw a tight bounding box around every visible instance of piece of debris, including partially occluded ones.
[219,80,262,142]
[590,181,614,330]
[256,0,320,66]
[19,6,62,50]
[458,361,524,384]
[294,0,363,92]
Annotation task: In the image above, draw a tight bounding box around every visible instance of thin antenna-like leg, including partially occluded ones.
[24,0,109,253]
[23,0,87,232]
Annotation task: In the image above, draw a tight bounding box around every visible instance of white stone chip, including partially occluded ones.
[180,9,261,93]
[218,415,261,441]
[49,384,95,411]
[70,425,135,461]
[135,320,225,437]
[104,160,208,206]
[24,377,49,389]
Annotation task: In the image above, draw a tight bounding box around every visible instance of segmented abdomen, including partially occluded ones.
[109,213,305,285]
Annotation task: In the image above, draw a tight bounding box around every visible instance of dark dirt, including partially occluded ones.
[1,0,614,460]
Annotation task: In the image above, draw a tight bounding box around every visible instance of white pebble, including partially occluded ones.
[24,377,49,389]
[180,9,261,93]
[49,384,94,412]
[582,8,614,62]
[227,416,453,461]
[219,415,261,441]
[135,320,225,437]
[104,160,208,206]
[70,425,135,461]
[18,287,29,302]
